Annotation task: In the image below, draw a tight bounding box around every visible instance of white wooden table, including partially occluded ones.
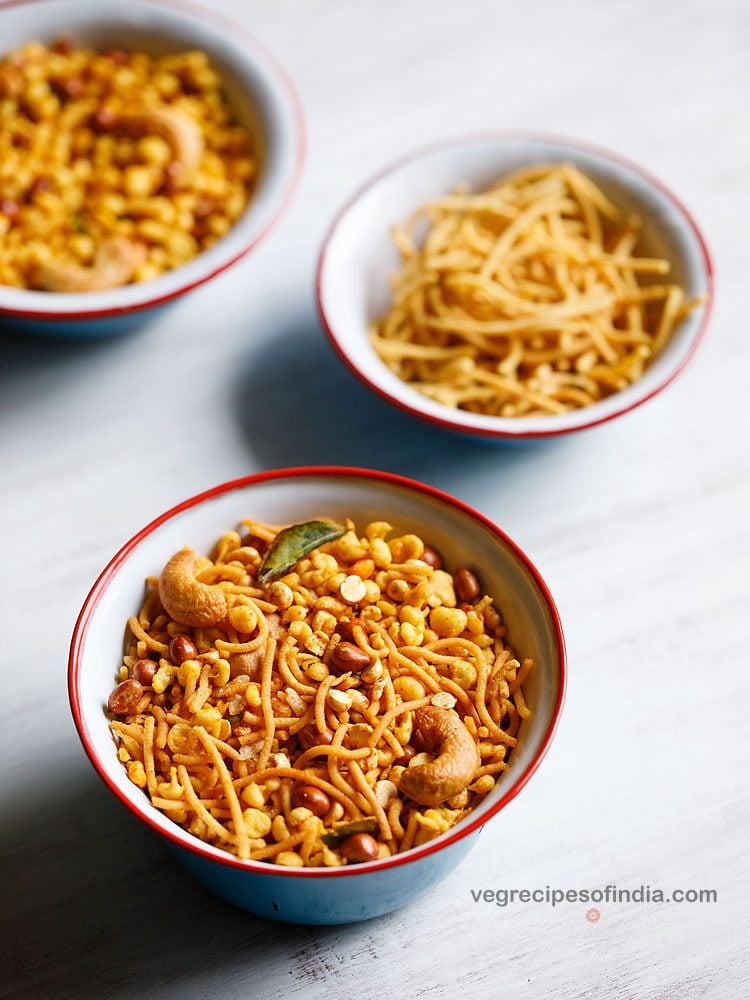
[2,0,748,996]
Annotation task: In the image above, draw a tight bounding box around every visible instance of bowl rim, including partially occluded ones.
[316,130,715,440]
[68,465,567,878]
[0,0,305,321]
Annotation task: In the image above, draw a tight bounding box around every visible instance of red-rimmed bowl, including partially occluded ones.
[0,0,303,335]
[69,467,566,923]
[317,133,713,440]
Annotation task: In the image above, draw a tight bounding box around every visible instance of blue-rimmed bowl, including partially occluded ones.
[0,0,303,336]
[317,133,713,441]
[69,467,566,924]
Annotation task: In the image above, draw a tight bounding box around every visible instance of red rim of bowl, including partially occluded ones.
[316,130,715,440]
[68,466,567,878]
[0,0,305,321]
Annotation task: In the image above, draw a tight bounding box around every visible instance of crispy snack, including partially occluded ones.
[107,518,533,867]
[371,164,706,417]
[0,37,255,290]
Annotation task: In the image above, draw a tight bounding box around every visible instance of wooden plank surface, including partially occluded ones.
[1,0,748,996]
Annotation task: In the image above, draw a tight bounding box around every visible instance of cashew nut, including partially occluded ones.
[398,706,480,806]
[33,237,145,292]
[158,547,228,628]
[122,108,204,173]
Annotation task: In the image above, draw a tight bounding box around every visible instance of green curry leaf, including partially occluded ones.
[320,818,379,847]
[257,520,346,584]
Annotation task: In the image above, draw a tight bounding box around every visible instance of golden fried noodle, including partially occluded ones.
[371,164,706,417]
[107,518,533,867]
[0,37,255,290]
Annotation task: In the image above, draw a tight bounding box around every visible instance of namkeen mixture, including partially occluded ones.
[0,37,254,291]
[107,517,533,867]
[371,163,706,417]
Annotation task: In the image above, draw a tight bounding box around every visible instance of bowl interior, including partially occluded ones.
[319,135,711,436]
[0,0,301,315]
[72,471,563,870]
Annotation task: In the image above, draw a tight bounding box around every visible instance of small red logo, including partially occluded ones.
[585,907,601,923]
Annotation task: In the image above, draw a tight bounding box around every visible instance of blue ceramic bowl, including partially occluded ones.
[0,0,303,337]
[69,468,565,924]
[317,133,713,441]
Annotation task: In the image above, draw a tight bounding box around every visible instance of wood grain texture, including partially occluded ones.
[1,0,748,996]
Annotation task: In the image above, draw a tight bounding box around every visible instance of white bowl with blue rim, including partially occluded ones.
[317,133,713,441]
[0,0,303,336]
[69,467,566,924]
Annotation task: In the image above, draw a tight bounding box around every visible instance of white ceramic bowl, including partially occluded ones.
[0,0,303,334]
[69,467,566,923]
[317,133,714,440]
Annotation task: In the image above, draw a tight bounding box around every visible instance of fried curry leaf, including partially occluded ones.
[321,818,379,848]
[258,519,345,584]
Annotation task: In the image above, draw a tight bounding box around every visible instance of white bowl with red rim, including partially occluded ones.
[316,133,714,440]
[68,467,566,924]
[0,0,303,335]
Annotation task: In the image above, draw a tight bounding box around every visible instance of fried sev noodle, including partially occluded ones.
[371,163,706,417]
[108,519,532,867]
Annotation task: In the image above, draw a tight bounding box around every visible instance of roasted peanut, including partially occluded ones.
[334,619,358,643]
[374,779,398,806]
[399,706,479,806]
[421,545,442,570]
[108,678,143,714]
[431,691,457,710]
[132,658,159,686]
[291,784,331,818]
[169,634,197,664]
[329,641,370,675]
[340,575,367,604]
[453,567,481,603]
[339,832,379,863]
[328,688,353,712]
[298,726,334,751]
